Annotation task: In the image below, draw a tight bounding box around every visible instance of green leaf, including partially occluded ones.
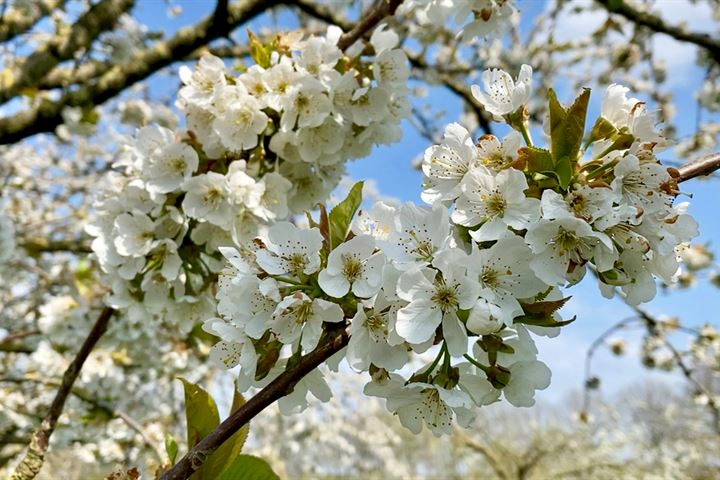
[514,314,576,328]
[202,390,250,480]
[519,146,556,179]
[548,88,591,188]
[515,296,575,328]
[585,116,617,145]
[247,30,271,68]
[164,434,178,465]
[520,296,572,316]
[179,378,220,480]
[215,455,280,480]
[328,181,363,250]
[317,203,331,255]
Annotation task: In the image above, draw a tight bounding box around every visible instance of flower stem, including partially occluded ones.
[419,342,447,378]
[463,353,489,373]
[273,275,304,286]
[519,122,533,147]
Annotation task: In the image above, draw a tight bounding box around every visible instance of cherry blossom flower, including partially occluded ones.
[319,235,386,298]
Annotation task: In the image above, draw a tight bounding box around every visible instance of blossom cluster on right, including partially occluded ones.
[208,63,698,436]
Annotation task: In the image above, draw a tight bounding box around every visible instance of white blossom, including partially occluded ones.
[471,64,532,118]
[319,235,386,298]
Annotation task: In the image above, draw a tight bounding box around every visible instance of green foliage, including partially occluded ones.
[203,390,251,479]
[519,146,555,180]
[515,296,576,327]
[215,455,280,480]
[180,378,220,480]
[164,434,179,465]
[547,88,591,188]
[180,378,220,449]
[328,181,364,250]
[247,30,272,68]
[178,379,276,480]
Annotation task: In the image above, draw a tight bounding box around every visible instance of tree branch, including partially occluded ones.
[674,152,720,183]
[159,327,349,480]
[596,0,720,64]
[337,0,403,51]
[0,0,67,43]
[19,238,93,255]
[0,0,135,106]
[9,306,115,480]
[0,0,280,145]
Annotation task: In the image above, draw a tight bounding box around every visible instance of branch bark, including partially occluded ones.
[0,0,135,106]
[9,307,115,480]
[0,0,280,145]
[159,327,349,480]
[596,0,720,64]
[337,0,403,51]
[674,152,720,183]
[0,0,67,43]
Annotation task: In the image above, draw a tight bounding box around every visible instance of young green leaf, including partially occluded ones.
[164,434,178,465]
[520,296,572,317]
[548,88,591,188]
[202,390,251,480]
[178,378,220,479]
[247,30,271,69]
[514,314,577,328]
[328,181,363,250]
[519,146,556,179]
[215,454,281,480]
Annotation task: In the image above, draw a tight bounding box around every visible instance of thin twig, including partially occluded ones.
[632,306,720,435]
[581,316,642,416]
[9,307,115,480]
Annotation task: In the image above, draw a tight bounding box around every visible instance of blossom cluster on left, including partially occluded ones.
[86,26,409,343]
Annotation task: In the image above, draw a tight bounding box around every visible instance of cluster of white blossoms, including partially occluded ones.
[208,63,697,436]
[399,0,516,39]
[0,207,15,266]
[86,26,409,340]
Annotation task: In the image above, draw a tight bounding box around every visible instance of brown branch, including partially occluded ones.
[9,306,115,480]
[19,238,93,255]
[37,44,253,91]
[0,0,280,145]
[674,152,720,183]
[337,0,403,51]
[596,0,720,64]
[0,0,135,106]
[159,327,349,480]
[0,330,40,344]
[0,0,67,43]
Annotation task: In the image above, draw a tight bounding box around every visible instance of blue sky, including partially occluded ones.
[132,0,720,402]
